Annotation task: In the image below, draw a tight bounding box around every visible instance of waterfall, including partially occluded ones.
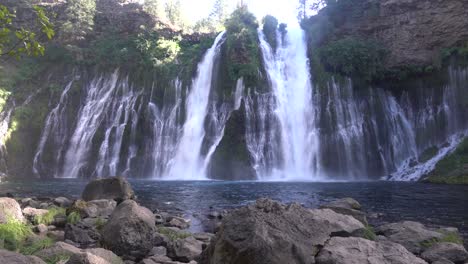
[255,28,320,180]
[164,32,226,180]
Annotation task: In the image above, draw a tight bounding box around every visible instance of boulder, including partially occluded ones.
[64,222,101,247]
[421,242,468,263]
[53,197,72,207]
[23,207,48,222]
[169,236,203,262]
[200,198,363,264]
[320,198,367,225]
[149,246,167,256]
[35,241,82,261]
[375,221,444,254]
[0,249,46,264]
[101,200,157,258]
[67,248,123,264]
[0,197,25,223]
[35,224,48,233]
[167,217,191,229]
[82,176,135,202]
[86,199,117,218]
[315,237,427,264]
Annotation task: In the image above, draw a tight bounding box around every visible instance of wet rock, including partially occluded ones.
[0,197,25,223]
[376,221,445,254]
[193,232,215,243]
[82,176,135,202]
[201,198,361,264]
[101,200,157,258]
[64,222,101,247]
[320,198,367,225]
[53,197,72,207]
[315,237,427,264]
[0,249,46,264]
[167,216,191,229]
[155,213,165,225]
[421,242,468,263]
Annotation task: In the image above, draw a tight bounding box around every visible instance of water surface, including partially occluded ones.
[1,180,467,241]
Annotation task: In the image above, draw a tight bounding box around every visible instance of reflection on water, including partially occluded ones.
[1,180,467,240]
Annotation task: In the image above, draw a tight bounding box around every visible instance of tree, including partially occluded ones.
[164,0,181,27]
[61,0,96,41]
[0,4,54,58]
[297,0,308,21]
[143,0,164,19]
[210,0,228,26]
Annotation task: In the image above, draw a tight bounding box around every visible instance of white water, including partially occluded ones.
[164,32,225,180]
[256,28,320,180]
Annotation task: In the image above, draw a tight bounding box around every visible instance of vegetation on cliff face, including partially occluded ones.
[425,138,468,185]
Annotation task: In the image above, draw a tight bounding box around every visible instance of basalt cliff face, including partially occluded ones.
[0,0,467,181]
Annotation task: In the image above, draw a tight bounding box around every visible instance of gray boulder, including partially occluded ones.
[82,176,135,202]
[101,200,157,258]
[376,221,445,254]
[35,241,82,261]
[0,249,46,264]
[421,242,468,263]
[23,207,48,223]
[0,197,24,223]
[53,197,72,207]
[169,236,203,262]
[64,222,101,247]
[67,248,123,264]
[315,237,427,264]
[320,198,367,225]
[200,198,363,264]
[167,217,191,229]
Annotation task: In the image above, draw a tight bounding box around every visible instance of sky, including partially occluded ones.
[179,0,301,26]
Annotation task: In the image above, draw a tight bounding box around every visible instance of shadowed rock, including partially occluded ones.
[81,177,135,202]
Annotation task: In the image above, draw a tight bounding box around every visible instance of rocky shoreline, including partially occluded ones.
[0,177,467,264]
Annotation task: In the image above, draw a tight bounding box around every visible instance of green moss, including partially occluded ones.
[157,227,191,241]
[362,225,377,241]
[66,212,81,225]
[425,138,468,185]
[34,207,66,225]
[420,231,463,249]
[94,217,105,230]
[43,254,71,264]
[0,218,33,251]
[419,146,439,163]
[20,237,54,255]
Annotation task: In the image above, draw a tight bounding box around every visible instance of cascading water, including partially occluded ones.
[254,28,320,180]
[164,32,226,180]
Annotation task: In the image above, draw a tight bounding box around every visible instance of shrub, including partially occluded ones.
[66,211,81,225]
[318,37,388,82]
[158,227,190,241]
[262,15,278,50]
[20,237,54,255]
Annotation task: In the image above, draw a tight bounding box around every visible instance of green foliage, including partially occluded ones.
[0,218,32,251]
[420,231,463,248]
[20,237,54,255]
[34,207,66,225]
[94,217,105,230]
[318,37,388,82]
[193,0,228,33]
[158,227,191,241]
[143,0,164,20]
[362,225,377,241]
[419,146,439,163]
[164,0,182,27]
[61,0,96,41]
[262,15,278,51]
[66,211,81,225]
[43,254,71,264]
[0,4,55,58]
[224,6,261,87]
[441,42,468,66]
[426,138,468,185]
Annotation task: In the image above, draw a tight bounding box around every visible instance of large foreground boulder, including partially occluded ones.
[200,198,364,264]
[315,237,427,264]
[376,221,448,254]
[82,176,135,202]
[0,249,46,264]
[320,198,367,225]
[101,200,157,258]
[0,197,24,223]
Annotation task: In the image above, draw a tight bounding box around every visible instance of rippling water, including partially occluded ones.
[1,180,467,241]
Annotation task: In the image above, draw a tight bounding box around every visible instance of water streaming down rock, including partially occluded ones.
[164,32,226,180]
[253,28,320,180]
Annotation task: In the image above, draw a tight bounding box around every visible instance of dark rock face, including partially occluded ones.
[101,200,157,259]
[311,0,468,68]
[315,237,427,264]
[200,198,363,264]
[81,177,135,202]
